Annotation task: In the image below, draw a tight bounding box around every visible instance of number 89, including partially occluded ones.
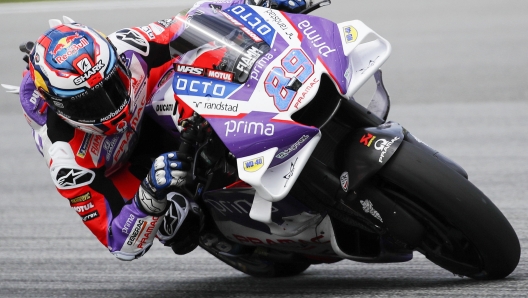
[264,49,314,111]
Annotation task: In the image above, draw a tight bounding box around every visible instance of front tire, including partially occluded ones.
[378,141,520,279]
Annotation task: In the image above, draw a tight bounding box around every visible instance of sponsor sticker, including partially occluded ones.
[224,120,274,137]
[69,192,92,204]
[283,158,298,187]
[206,69,234,82]
[235,46,263,75]
[343,26,358,43]
[297,20,337,57]
[243,157,264,172]
[154,103,175,115]
[224,5,276,45]
[114,29,149,55]
[76,134,92,158]
[50,33,89,64]
[374,137,400,163]
[173,74,240,99]
[55,168,95,189]
[360,133,376,147]
[126,219,145,245]
[174,64,235,82]
[82,210,100,222]
[360,200,383,223]
[340,172,349,192]
[156,18,175,28]
[72,202,95,214]
[73,60,105,86]
[174,64,205,76]
[276,135,309,159]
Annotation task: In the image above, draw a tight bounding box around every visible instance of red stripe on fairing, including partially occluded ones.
[224,180,252,189]
[281,11,303,42]
[201,113,248,119]
[173,93,194,119]
[317,57,346,94]
[270,118,297,125]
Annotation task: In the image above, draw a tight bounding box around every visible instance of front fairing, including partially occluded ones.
[171,5,347,160]
[169,4,391,228]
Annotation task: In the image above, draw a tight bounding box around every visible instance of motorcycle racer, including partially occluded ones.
[18,0,306,261]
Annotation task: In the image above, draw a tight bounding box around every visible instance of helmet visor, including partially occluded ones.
[41,64,131,124]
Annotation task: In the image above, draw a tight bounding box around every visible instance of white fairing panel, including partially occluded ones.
[337,20,392,99]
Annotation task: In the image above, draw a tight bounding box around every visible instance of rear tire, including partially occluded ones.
[378,141,520,279]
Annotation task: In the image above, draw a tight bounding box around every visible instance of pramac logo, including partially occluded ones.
[116,120,128,133]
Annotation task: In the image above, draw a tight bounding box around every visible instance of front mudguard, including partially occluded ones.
[340,121,404,192]
[337,122,426,250]
[331,122,469,253]
[340,121,468,192]
[404,129,468,179]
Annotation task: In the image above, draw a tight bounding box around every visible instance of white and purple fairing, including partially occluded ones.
[147,4,391,240]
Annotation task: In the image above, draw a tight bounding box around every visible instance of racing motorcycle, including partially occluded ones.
[4,0,520,280]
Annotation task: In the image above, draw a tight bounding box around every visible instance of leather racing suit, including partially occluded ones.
[18,0,246,261]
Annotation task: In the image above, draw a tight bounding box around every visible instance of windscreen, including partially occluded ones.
[169,11,271,83]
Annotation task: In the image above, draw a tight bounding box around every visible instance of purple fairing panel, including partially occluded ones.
[108,199,149,252]
[203,187,319,234]
[287,13,348,94]
[19,72,47,126]
[206,111,319,159]
[168,6,345,160]
[190,0,246,16]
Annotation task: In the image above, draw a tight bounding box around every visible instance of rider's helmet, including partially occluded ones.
[29,23,133,135]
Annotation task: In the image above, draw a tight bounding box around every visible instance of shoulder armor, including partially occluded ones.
[109,28,150,56]
[49,141,95,190]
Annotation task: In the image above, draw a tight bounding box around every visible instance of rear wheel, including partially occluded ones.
[378,141,520,279]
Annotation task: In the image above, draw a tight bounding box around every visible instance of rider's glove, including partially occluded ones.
[146,152,189,194]
[157,192,204,255]
[135,152,190,215]
[247,0,307,13]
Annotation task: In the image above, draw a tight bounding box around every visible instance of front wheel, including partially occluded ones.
[378,141,520,279]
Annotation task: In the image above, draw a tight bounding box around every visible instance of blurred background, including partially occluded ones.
[0,1,527,297]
